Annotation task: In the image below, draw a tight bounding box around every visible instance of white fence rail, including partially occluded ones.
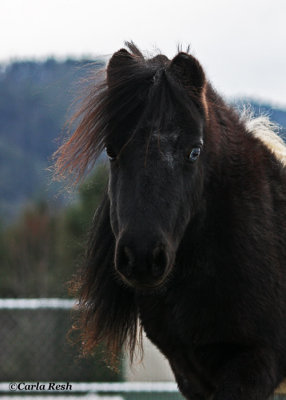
[0,298,75,309]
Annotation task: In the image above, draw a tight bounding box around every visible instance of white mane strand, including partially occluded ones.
[241,110,286,167]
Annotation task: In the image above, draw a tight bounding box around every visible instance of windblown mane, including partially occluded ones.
[70,192,140,365]
[242,111,286,167]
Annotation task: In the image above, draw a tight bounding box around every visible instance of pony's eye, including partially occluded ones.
[188,147,201,162]
[105,146,117,161]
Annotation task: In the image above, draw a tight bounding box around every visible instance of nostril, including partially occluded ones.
[116,246,134,279]
[152,246,168,278]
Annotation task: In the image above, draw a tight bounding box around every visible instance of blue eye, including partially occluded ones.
[105,146,117,161]
[188,147,201,162]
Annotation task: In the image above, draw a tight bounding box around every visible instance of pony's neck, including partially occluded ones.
[204,84,248,180]
[205,84,244,148]
[175,86,248,273]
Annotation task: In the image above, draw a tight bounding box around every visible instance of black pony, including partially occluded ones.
[55,42,286,399]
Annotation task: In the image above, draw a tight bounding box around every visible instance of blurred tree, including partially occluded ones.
[59,163,109,273]
[0,200,60,297]
[0,163,108,298]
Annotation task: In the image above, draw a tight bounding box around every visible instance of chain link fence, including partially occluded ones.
[0,299,121,382]
[0,299,183,399]
[0,299,285,400]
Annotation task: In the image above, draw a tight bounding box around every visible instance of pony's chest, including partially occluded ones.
[137,287,206,351]
[138,295,191,379]
[138,292,247,393]
[137,294,224,394]
[137,279,243,350]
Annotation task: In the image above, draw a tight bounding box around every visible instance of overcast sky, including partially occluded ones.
[1,0,286,107]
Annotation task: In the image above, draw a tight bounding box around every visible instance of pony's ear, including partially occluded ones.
[107,49,134,88]
[168,52,206,93]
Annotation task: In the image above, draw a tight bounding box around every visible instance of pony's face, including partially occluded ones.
[104,49,207,291]
[107,114,205,290]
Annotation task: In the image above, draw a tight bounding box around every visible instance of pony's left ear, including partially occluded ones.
[168,52,206,94]
[107,49,134,88]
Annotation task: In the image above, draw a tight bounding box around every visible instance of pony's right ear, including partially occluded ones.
[168,52,206,94]
[107,49,134,88]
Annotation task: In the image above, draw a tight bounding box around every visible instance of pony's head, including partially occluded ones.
[107,49,207,291]
[55,43,208,292]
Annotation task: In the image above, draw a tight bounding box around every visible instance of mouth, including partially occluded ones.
[116,272,170,294]
[131,281,164,290]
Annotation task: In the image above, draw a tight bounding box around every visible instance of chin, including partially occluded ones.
[128,278,170,296]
